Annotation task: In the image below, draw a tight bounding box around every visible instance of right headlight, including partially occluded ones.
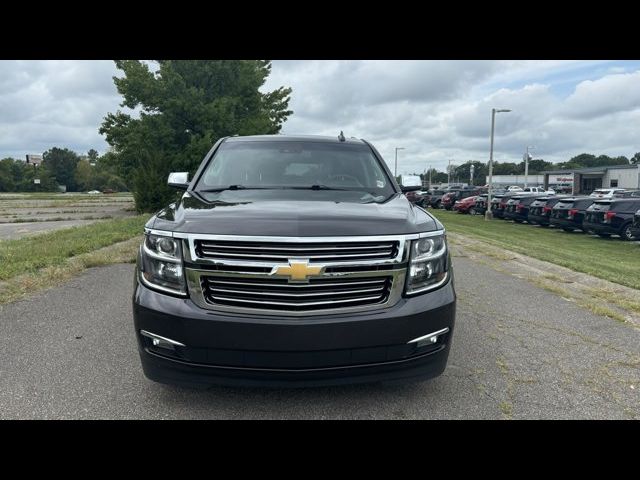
[139,232,187,296]
[405,233,449,295]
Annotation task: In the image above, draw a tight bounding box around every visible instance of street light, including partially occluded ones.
[485,108,512,220]
[394,147,405,177]
[524,145,535,188]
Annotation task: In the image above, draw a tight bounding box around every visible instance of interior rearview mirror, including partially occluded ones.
[168,172,189,190]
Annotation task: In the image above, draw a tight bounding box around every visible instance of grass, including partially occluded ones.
[0,237,141,305]
[431,210,640,290]
[0,215,148,281]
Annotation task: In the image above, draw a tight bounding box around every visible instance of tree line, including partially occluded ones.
[417,152,640,185]
[0,147,127,193]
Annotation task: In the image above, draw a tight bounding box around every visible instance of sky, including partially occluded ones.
[1,60,640,175]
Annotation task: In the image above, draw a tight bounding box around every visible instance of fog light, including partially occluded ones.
[408,327,450,348]
[141,330,185,351]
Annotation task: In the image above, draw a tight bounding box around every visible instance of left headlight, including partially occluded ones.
[139,233,187,296]
[405,233,449,295]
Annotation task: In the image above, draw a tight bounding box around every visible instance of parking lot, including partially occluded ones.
[0,193,135,240]
[1,250,637,419]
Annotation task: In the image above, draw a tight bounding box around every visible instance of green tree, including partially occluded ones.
[519,158,553,173]
[100,60,293,212]
[42,147,80,191]
[75,159,94,191]
[87,148,99,164]
[631,152,640,165]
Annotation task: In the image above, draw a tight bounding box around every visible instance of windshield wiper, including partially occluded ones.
[198,185,270,193]
[288,185,350,191]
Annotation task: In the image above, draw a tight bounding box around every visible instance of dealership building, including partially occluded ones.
[542,164,640,194]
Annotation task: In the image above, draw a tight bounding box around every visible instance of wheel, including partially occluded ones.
[514,219,524,224]
[597,233,611,238]
[621,223,637,241]
[562,228,573,232]
[469,208,477,215]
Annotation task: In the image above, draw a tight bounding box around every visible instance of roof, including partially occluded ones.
[224,134,366,145]
[542,164,638,174]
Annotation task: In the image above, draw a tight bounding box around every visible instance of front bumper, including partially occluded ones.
[133,270,456,388]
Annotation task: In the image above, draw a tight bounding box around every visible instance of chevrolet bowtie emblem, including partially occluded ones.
[272,260,324,282]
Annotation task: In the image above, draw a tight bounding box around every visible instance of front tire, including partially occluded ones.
[469,208,477,215]
[621,223,637,241]
[563,228,573,232]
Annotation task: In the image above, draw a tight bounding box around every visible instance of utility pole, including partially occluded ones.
[447,159,451,185]
[485,108,512,220]
[429,166,432,189]
[470,163,475,186]
[394,147,405,177]
[524,146,534,188]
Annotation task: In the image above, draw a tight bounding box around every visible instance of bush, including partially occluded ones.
[132,153,178,212]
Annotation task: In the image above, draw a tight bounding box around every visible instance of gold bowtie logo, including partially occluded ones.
[272,260,323,282]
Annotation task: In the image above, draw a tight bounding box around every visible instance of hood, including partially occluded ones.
[150,190,440,236]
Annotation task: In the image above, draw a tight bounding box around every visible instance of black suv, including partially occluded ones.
[489,193,518,219]
[133,135,456,388]
[503,194,540,223]
[427,189,448,208]
[549,197,596,232]
[528,196,567,227]
[583,198,640,240]
[632,208,640,238]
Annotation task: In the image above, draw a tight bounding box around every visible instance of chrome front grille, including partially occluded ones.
[201,275,392,311]
[168,232,435,316]
[195,239,399,263]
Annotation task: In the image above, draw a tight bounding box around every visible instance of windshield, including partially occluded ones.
[196,141,395,198]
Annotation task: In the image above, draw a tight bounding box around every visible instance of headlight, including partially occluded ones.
[139,233,187,296]
[405,233,449,295]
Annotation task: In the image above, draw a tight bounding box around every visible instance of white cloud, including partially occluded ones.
[1,59,640,173]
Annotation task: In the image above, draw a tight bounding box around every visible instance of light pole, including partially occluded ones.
[485,108,512,220]
[394,147,405,177]
[524,145,534,188]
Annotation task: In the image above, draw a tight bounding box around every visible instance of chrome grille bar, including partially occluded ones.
[194,239,399,263]
[199,250,391,260]
[208,294,385,308]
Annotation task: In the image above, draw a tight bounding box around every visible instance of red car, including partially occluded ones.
[453,195,479,214]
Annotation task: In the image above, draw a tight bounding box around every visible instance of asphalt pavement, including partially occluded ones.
[0,256,638,419]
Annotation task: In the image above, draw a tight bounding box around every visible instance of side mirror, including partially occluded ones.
[400,185,421,193]
[168,172,189,190]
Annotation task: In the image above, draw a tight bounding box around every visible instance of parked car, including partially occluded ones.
[428,189,448,209]
[441,188,480,210]
[589,188,627,199]
[133,134,456,388]
[583,198,640,240]
[631,208,640,238]
[506,186,524,192]
[502,194,542,223]
[404,189,429,206]
[102,188,116,194]
[618,189,640,198]
[527,196,567,227]
[490,193,518,219]
[549,197,596,232]
[87,190,101,195]
[522,186,556,195]
[453,195,479,214]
